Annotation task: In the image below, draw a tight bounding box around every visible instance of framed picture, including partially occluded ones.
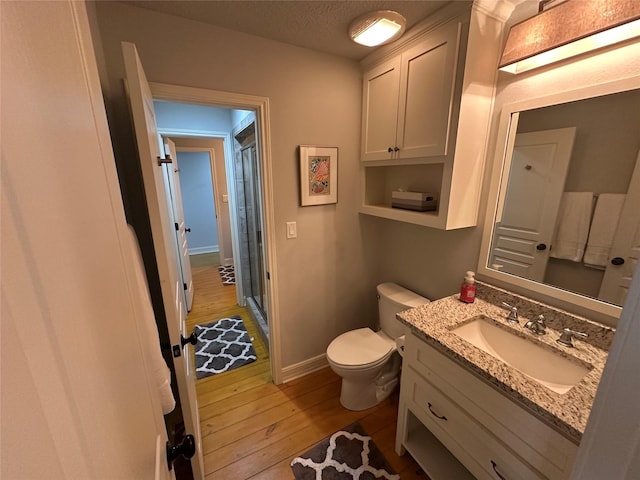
[299,145,338,206]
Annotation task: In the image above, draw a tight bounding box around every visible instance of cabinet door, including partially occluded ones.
[361,57,401,161]
[397,20,461,160]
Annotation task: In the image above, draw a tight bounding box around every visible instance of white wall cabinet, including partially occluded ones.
[359,3,505,229]
[361,20,460,162]
[396,332,578,480]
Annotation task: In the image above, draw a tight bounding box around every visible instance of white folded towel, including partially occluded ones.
[550,192,593,262]
[126,225,176,415]
[584,194,626,267]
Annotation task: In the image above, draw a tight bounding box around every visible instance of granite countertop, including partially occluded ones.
[396,282,614,444]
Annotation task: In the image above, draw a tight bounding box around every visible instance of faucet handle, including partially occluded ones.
[524,314,547,335]
[501,302,519,323]
[556,328,588,347]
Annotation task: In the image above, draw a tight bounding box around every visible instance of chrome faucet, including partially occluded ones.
[524,315,546,335]
[501,302,519,324]
[556,328,588,347]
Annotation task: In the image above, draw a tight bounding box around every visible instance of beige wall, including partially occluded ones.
[91,1,375,368]
[90,0,640,370]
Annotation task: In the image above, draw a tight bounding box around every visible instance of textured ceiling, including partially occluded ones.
[124,1,453,60]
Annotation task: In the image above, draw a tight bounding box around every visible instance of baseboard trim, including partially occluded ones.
[281,353,329,383]
[189,246,219,255]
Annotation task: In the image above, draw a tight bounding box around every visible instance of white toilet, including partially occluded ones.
[326,283,430,411]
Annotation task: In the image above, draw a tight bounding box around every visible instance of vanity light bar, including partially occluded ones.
[499,0,640,74]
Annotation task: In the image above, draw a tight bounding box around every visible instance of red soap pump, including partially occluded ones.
[460,271,476,303]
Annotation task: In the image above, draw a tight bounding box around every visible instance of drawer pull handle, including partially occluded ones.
[491,460,507,480]
[427,402,447,421]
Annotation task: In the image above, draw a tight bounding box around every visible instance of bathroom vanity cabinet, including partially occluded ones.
[359,2,506,229]
[396,332,578,480]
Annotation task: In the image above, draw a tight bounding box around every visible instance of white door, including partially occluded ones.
[2,2,171,478]
[599,150,640,305]
[490,127,576,281]
[164,137,194,311]
[123,42,205,480]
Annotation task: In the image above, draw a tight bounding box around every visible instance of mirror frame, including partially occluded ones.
[478,76,640,325]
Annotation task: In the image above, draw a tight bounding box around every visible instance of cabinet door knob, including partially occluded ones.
[611,257,625,266]
[536,243,547,251]
[394,146,400,152]
[387,147,394,153]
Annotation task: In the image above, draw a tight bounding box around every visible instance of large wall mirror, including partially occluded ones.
[478,78,640,324]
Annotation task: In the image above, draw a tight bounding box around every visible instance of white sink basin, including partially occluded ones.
[452,315,592,394]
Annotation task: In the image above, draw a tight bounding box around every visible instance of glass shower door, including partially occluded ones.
[241,144,266,316]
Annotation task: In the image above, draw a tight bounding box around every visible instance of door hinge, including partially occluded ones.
[172,345,181,357]
[157,155,172,166]
[183,283,188,291]
[174,222,179,231]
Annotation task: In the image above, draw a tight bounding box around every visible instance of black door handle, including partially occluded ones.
[181,332,197,348]
[611,257,625,266]
[185,227,191,233]
[166,434,196,470]
[536,243,547,251]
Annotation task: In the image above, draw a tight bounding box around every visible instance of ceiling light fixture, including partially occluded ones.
[499,0,640,74]
[349,10,407,47]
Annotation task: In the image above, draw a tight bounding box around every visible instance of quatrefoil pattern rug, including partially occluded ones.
[194,315,257,379]
[291,422,399,480]
[217,264,235,285]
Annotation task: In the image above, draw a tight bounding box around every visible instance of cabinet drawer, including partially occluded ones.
[405,367,544,480]
[406,333,577,478]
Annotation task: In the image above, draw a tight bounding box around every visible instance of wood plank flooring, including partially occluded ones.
[186,263,425,479]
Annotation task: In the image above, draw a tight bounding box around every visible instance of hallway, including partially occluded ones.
[186,261,424,479]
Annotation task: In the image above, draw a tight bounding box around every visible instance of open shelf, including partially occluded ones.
[404,410,476,480]
[360,163,447,228]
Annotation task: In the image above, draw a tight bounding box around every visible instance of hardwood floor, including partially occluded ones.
[186,264,425,479]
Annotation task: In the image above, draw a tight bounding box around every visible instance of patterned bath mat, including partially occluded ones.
[217,264,235,285]
[291,422,399,480]
[194,315,257,379]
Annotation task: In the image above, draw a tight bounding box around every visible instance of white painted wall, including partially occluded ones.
[91,1,372,368]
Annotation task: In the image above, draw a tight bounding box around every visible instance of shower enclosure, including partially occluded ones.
[234,120,269,346]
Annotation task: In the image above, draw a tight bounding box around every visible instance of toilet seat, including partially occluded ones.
[327,328,394,369]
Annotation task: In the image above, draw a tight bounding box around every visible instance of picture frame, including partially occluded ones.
[299,145,338,206]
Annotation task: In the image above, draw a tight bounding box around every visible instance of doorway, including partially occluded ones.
[150,85,281,383]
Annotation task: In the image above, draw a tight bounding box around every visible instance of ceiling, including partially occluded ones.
[124,1,453,60]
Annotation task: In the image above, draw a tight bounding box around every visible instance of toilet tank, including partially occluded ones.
[377,283,430,339]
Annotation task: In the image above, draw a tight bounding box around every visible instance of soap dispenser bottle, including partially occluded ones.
[460,271,476,303]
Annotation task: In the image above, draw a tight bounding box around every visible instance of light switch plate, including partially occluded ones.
[286,221,297,239]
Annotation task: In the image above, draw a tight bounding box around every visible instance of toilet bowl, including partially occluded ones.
[327,283,429,411]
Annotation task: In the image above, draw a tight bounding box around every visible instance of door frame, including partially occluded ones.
[158,128,242,305]
[172,146,229,265]
[151,82,282,384]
